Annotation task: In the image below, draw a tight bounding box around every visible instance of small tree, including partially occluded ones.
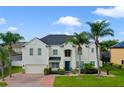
[0,31,24,77]
[102,63,111,75]
[0,47,10,81]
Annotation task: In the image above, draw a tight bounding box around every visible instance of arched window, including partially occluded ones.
[65,49,71,57]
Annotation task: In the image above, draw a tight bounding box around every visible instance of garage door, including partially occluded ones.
[25,64,46,74]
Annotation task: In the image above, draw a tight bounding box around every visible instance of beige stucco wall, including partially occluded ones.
[111,48,124,65]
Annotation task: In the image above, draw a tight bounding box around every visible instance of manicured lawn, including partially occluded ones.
[54,68,124,87]
[0,66,22,87]
[0,82,8,87]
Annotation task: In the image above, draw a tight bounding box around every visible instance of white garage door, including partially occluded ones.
[25,64,46,74]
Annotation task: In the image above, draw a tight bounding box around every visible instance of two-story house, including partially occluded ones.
[22,34,101,74]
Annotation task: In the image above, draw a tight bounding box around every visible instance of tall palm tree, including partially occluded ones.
[0,31,24,77]
[66,32,89,78]
[0,47,10,81]
[86,20,114,77]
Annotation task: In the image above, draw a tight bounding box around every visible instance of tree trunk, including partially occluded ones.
[1,63,5,81]
[9,44,12,78]
[107,70,109,75]
[78,46,82,78]
[95,43,100,77]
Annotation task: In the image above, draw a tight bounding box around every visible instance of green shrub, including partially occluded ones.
[44,68,50,75]
[85,63,94,69]
[81,63,98,74]
[0,82,8,87]
[112,63,122,69]
[58,69,65,75]
[81,68,98,74]
[122,65,124,71]
[102,63,112,75]
[72,69,77,74]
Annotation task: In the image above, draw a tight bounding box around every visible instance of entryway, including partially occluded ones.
[65,61,70,71]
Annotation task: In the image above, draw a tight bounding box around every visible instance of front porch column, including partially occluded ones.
[71,47,76,69]
[59,46,64,69]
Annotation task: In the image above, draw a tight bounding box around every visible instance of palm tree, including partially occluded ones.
[0,31,24,77]
[66,32,89,78]
[86,20,114,77]
[0,47,10,81]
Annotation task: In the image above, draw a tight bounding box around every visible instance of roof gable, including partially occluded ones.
[24,37,46,47]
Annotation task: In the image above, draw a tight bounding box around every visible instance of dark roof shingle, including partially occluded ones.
[40,34,72,45]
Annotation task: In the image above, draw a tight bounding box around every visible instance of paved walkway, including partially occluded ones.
[41,75,55,87]
[100,71,115,77]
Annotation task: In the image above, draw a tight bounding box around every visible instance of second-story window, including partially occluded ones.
[38,48,42,56]
[29,48,33,56]
[91,48,94,53]
[65,50,71,57]
[53,49,58,55]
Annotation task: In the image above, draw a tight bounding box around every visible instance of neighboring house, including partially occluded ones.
[12,42,26,54]
[11,42,26,66]
[22,34,102,74]
[110,41,124,65]
[0,42,26,66]
[101,51,110,63]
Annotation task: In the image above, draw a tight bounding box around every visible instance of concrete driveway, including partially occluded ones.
[5,73,43,87]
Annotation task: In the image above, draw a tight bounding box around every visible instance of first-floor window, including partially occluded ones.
[76,61,84,68]
[90,61,95,66]
[76,61,79,68]
[51,62,59,68]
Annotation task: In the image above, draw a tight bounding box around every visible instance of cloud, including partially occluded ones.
[50,27,82,35]
[93,6,124,18]
[119,32,124,35]
[19,23,24,26]
[53,16,82,27]
[0,18,6,24]
[8,27,18,32]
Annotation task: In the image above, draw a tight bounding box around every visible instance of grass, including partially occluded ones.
[12,66,22,73]
[0,82,8,87]
[53,67,124,87]
[0,66,22,77]
[0,66,22,87]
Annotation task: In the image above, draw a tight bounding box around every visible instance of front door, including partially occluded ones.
[65,61,70,71]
